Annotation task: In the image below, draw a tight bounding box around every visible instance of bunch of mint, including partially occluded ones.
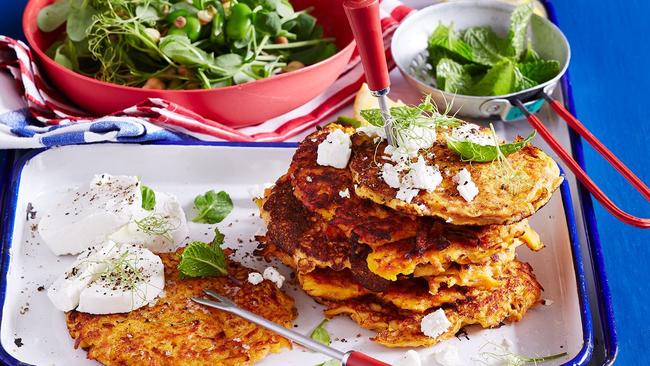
[428,3,560,96]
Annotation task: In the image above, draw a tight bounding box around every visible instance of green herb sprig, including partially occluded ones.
[178,228,228,278]
[140,184,156,211]
[309,319,331,346]
[477,342,567,366]
[192,190,233,224]
[447,126,536,162]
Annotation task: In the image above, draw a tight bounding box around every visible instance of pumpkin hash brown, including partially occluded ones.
[66,249,297,366]
[349,130,563,226]
[322,260,542,348]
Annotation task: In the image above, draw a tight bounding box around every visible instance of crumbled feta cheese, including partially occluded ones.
[316,129,351,169]
[381,163,402,188]
[393,350,422,366]
[445,217,453,223]
[543,299,554,306]
[450,123,495,146]
[262,267,285,288]
[339,188,350,198]
[396,187,419,203]
[247,272,263,285]
[405,156,442,191]
[452,168,479,202]
[423,345,462,366]
[306,176,313,182]
[420,309,451,338]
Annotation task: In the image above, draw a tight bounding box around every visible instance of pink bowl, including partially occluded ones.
[23,0,355,128]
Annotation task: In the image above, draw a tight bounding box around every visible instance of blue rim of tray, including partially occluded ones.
[542,0,618,364]
[1,144,591,366]
[0,1,617,364]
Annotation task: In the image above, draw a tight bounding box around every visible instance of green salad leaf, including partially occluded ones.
[66,1,97,42]
[426,3,559,97]
[140,184,156,211]
[506,2,534,59]
[178,228,228,278]
[518,59,561,84]
[37,0,71,32]
[471,60,515,96]
[461,26,505,66]
[192,190,234,224]
[447,130,536,162]
[436,57,473,94]
[310,319,331,346]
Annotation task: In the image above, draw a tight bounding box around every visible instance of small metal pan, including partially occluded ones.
[391,0,650,228]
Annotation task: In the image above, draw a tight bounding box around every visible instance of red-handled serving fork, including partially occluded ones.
[192,290,390,366]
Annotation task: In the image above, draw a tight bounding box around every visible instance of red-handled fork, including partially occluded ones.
[192,290,390,366]
[343,0,395,146]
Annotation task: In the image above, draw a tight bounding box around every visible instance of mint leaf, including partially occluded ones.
[140,184,156,211]
[461,26,506,66]
[427,23,474,68]
[471,60,515,96]
[436,58,473,94]
[192,190,233,224]
[506,3,534,60]
[522,40,541,63]
[513,67,537,92]
[315,360,342,366]
[178,241,227,278]
[310,319,331,345]
[211,227,225,247]
[448,130,536,162]
[359,109,384,127]
[518,60,560,84]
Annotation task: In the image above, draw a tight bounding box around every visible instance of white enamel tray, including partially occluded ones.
[0,142,591,366]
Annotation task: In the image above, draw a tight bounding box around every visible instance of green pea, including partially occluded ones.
[226,3,252,41]
[183,16,202,41]
[210,2,226,45]
[166,9,189,24]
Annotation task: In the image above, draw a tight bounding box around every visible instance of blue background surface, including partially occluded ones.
[1,0,649,364]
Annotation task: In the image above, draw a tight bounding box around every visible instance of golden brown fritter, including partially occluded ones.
[367,221,542,281]
[349,131,564,226]
[258,169,541,281]
[289,124,418,247]
[323,260,542,347]
[298,268,466,313]
[66,249,296,366]
[257,176,351,273]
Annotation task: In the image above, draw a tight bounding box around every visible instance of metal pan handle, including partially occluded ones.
[513,99,650,228]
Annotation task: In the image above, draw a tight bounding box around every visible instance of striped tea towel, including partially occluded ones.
[0,0,414,149]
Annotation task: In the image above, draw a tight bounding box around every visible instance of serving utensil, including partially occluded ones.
[343,0,394,146]
[391,0,650,228]
[192,289,389,366]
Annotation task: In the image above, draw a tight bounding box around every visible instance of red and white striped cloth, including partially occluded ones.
[0,0,413,143]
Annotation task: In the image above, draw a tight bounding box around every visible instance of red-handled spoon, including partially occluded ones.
[343,0,395,146]
[192,290,390,366]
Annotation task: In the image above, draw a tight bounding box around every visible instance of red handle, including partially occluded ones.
[546,96,650,202]
[343,0,390,92]
[514,100,650,228]
[344,351,391,366]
